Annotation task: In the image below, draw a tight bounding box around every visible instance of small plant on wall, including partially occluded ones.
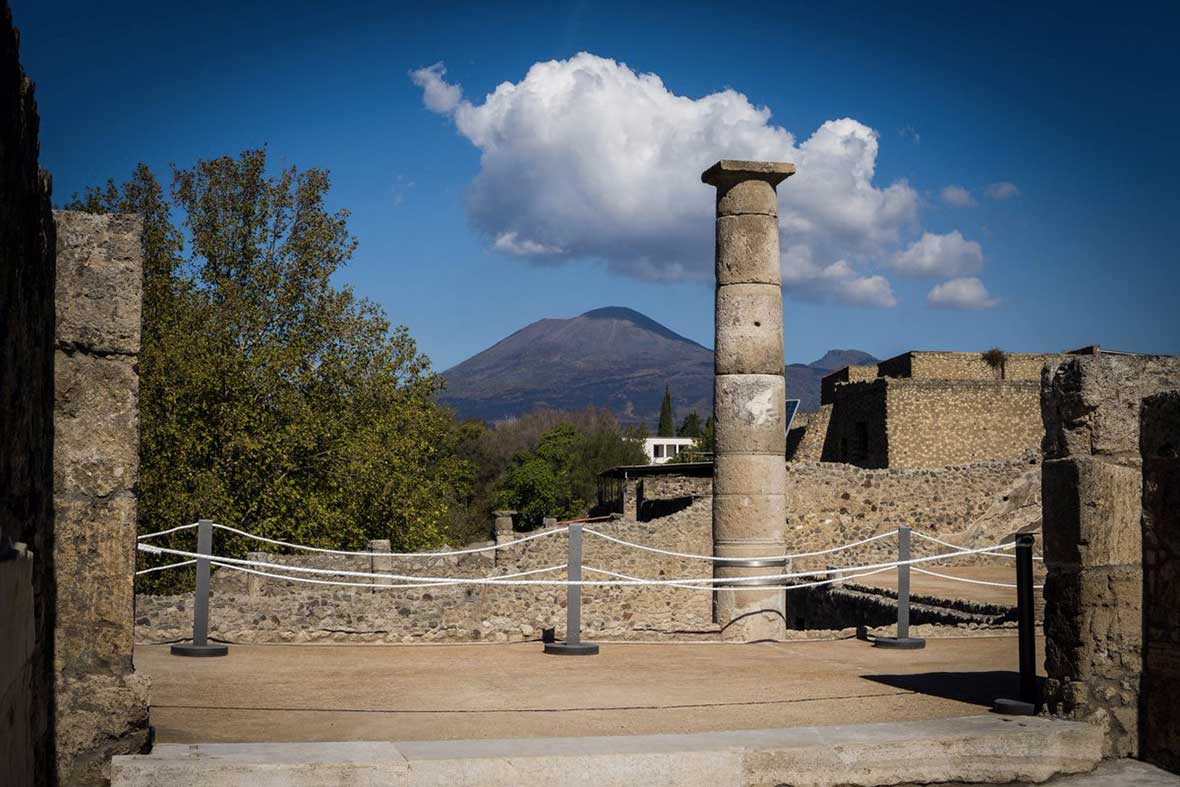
[982,347,1008,380]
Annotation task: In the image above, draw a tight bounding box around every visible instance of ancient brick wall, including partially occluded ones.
[788,404,830,462]
[878,351,1055,382]
[885,379,1042,468]
[1139,390,1180,771]
[53,211,150,785]
[820,364,877,405]
[1040,353,1180,757]
[0,3,56,783]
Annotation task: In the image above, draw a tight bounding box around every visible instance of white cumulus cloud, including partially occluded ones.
[411,53,941,306]
[889,230,984,279]
[985,181,1020,201]
[940,185,976,207]
[927,277,999,310]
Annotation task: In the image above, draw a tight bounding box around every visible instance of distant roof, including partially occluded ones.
[598,462,714,479]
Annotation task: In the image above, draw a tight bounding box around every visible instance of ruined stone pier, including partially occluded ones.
[702,160,795,641]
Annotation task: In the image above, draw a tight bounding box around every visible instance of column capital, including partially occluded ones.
[701,159,796,188]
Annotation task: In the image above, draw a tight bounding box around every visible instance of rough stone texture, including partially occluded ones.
[705,161,793,641]
[0,3,57,782]
[110,715,1103,787]
[877,350,1057,383]
[137,490,718,645]
[1039,353,1180,758]
[54,210,151,785]
[788,404,831,463]
[1141,390,1180,773]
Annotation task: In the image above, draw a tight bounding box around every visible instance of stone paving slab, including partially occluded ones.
[111,715,1102,787]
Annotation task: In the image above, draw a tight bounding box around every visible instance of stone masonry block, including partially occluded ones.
[54,211,144,355]
[715,284,784,375]
[54,351,139,498]
[714,374,786,455]
[715,215,780,285]
[56,672,150,787]
[714,454,786,498]
[1041,457,1142,568]
[713,494,787,544]
[1043,565,1142,682]
[53,493,138,676]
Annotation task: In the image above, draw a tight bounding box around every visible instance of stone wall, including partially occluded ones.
[53,211,150,785]
[886,379,1042,468]
[784,454,1042,574]
[816,378,1041,469]
[1139,390,1180,771]
[878,351,1056,382]
[787,404,830,462]
[820,364,877,405]
[1040,353,1180,758]
[0,3,57,783]
[137,492,716,645]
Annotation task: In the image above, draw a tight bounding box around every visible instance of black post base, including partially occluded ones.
[170,643,229,657]
[993,698,1036,716]
[872,636,926,650]
[543,641,599,655]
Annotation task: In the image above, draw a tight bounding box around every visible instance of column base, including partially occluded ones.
[543,641,600,656]
[872,636,926,650]
[170,643,229,657]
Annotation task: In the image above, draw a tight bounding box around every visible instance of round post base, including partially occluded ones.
[543,641,599,656]
[993,698,1037,716]
[872,636,926,650]
[170,643,229,657]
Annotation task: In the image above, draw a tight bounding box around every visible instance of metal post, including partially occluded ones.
[172,518,228,657]
[874,525,925,649]
[994,533,1038,715]
[544,523,598,655]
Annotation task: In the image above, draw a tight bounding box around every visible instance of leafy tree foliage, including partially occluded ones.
[658,385,675,437]
[677,411,702,438]
[70,151,473,591]
[490,413,647,529]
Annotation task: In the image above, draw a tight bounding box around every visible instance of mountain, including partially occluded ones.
[439,306,876,425]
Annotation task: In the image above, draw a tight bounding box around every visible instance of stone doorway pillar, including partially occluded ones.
[702,160,795,641]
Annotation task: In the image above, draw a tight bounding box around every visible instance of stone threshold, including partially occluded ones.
[112,713,1102,787]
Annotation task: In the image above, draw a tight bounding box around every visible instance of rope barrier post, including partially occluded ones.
[544,523,598,655]
[171,518,228,657]
[874,525,925,650]
[995,533,1038,715]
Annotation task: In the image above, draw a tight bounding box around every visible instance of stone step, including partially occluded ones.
[112,714,1102,787]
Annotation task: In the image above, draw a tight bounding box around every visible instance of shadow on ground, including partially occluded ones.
[863,671,1045,707]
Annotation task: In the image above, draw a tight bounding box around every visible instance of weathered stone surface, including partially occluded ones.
[54,209,150,783]
[1,6,56,783]
[1141,390,1180,772]
[57,673,151,787]
[1042,457,1142,568]
[713,453,786,497]
[702,160,795,218]
[54,350,139,498]
[715,215,780,285]
[713,494,786,543]
[713,374,787,455]
[714,284,784,376]
[54,211,144,355]
[1042,353,1180,461]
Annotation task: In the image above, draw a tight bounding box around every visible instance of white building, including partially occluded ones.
[643,436,699,464]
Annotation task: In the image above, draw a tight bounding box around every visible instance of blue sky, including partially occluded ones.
[13,1,1179,370]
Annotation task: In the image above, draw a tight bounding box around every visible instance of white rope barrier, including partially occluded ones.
[911,530,1044,561]
[138,539,1015,587]
[209,521,568,557]
[137,522,199,541]
[583,565,896,592]
[582,527,900,562]
[135,559,196,576]
[913,567,1044,590]
[209,561,569,590]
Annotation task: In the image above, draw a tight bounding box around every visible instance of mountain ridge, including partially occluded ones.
[440,307,877,424]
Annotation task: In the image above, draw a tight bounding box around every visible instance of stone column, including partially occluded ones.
[368,539,392,591]
[702,160,795,641]
[493,510,516,545]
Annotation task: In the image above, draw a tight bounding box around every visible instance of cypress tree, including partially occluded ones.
[658,385,675,437]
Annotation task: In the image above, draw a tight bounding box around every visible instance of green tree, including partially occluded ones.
[495,419,646,528]
[70,150,473,591]
[677,411,702,438]
[658,385,675,437]
[700,415,716,453]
